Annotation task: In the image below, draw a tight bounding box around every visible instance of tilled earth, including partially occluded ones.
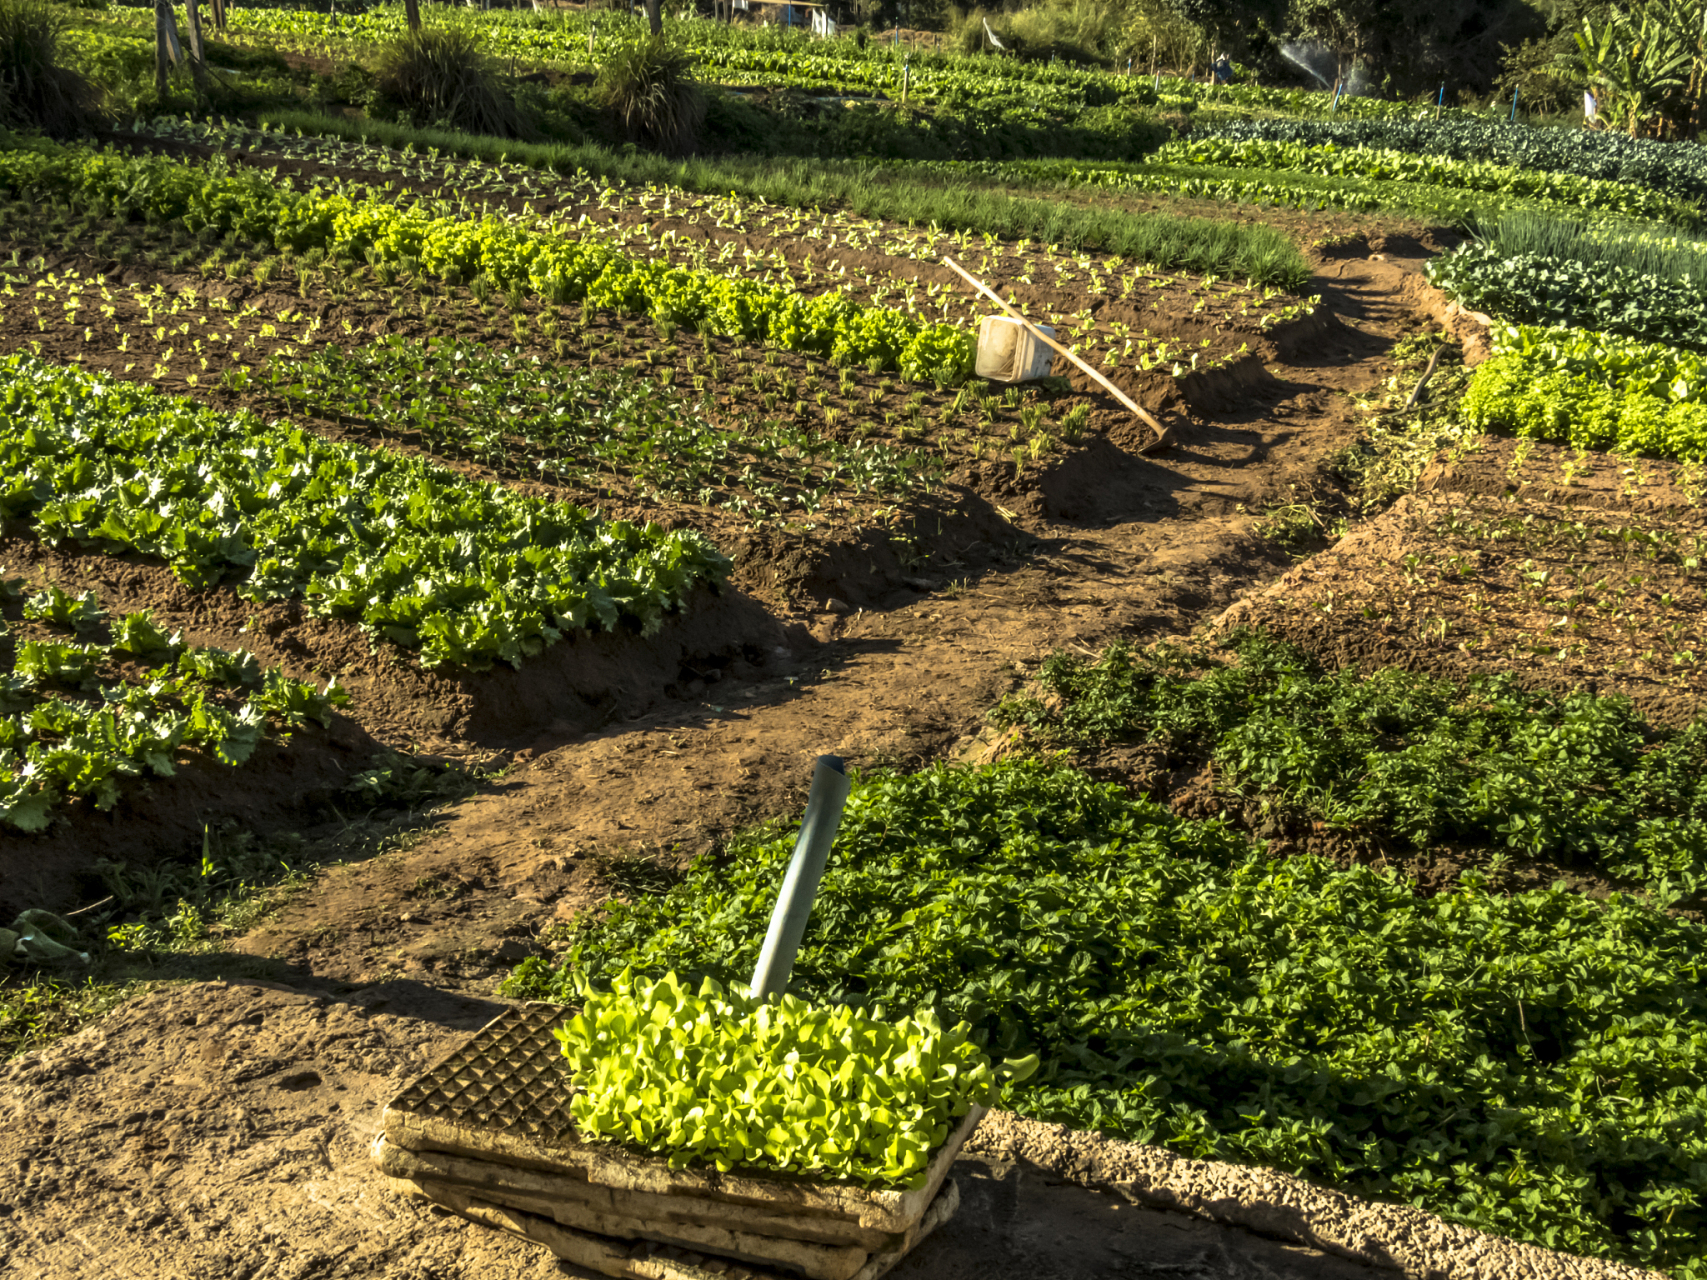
[2,233,1656,1277]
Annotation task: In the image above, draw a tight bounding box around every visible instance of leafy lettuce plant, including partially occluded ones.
[556,968,1012,1188]
[1462,321,1707,459]
[0,354,732,669]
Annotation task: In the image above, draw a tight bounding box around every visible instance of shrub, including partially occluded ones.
[0,0,99,138]
[372,26,525,139]
[597,36,704,156]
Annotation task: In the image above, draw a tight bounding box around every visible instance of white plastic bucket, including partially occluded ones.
[976,315,1056,383]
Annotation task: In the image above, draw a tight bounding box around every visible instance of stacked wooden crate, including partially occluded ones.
[372,1004,980,1280]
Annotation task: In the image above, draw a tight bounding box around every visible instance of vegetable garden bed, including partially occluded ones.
[1215,438,1707,734]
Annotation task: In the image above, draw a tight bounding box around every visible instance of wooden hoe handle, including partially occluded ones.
[942,256,1171,444]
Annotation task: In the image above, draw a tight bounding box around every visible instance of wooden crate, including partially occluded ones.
[374,1003,980,1280]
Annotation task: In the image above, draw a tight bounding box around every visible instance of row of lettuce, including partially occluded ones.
[0,139,981,381]
[1426,212,1707,460]
[0,580,347,832]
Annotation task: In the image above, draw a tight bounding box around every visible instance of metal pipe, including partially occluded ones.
[749,755,852,999]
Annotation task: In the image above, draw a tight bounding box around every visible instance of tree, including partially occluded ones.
[1286,0,1543,95]
[405,0,420,33]
[1575,0,1703,135]
[154,0,173,100]
[644,0,662,37]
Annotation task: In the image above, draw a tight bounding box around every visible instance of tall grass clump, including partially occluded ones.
[597,36,704,156]
[373,26,525,139]
[0,0,99,138]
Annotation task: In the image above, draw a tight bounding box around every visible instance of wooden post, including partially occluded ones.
[185,0,210,97]
[154,0,172,99]
[942,256,1172,449]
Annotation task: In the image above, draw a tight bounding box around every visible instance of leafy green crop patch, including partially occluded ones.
[1202,117,1707,206]
[0,577,344,833]
[0,136,976,382]
[993,631,1707,903]
[1465,323,1707,461]
[1429,216,1707,352]
[1151,138,1697,227]
[559,970,1006,1186]
[0,353,729,669]
[135,114,1308,368]
[506,759,1707,1274]
[189,114,1313,304]
[267,334,939,521]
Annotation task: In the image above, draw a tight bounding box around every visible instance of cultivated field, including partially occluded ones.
[1,5,1704,1279]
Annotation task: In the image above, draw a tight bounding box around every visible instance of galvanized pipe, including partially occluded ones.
[749,755,852,999]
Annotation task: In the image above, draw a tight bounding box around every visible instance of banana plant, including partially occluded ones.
[1575,0,1698,138]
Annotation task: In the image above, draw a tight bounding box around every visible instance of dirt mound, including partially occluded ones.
[966,1113,1662,1280]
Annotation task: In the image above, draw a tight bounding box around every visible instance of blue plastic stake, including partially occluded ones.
[1510,87,1519,121]
[749,756,853,1000]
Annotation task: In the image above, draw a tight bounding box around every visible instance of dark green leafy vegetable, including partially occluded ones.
[992,632,1707,902]
[506,759,1707,1276]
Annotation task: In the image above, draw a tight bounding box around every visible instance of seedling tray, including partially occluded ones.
[374,1003,979,1280]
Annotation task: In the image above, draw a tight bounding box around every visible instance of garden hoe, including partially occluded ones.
[942,256,1176,454]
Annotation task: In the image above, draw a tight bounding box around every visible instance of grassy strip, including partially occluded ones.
[504,757,1707,1276]
[256,109,1313,290]
[1464,322,1707,460]
[990,631,1707,904]
[1483,211,1707,279]
[0,353,729,669]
